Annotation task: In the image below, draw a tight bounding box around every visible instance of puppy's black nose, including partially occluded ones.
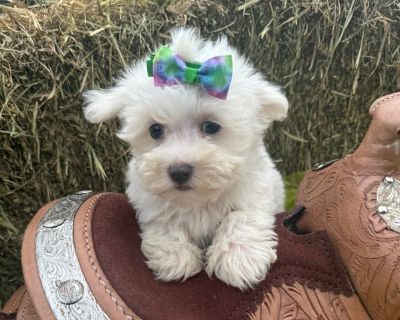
[168,163,193,185]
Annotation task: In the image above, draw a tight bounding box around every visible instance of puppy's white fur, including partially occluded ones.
[83,28,288,290]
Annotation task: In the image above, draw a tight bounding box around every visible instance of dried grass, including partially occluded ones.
[1,0,399,306]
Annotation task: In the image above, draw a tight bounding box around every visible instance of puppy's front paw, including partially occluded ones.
[141,240,203,281]
[206,239,277,290]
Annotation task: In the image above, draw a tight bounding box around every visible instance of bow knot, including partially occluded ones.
[147,47,233,100]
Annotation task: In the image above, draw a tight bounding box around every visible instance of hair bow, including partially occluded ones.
[147,46,233,100]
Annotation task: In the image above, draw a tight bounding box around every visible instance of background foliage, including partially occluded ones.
[1,0,399,306]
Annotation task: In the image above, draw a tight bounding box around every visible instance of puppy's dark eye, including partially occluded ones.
[149,123,164,139]
[201,121,221,134]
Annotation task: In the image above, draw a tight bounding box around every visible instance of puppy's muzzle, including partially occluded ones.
[168,163,193,186]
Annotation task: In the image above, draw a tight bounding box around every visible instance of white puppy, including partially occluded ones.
[83,28,288,290]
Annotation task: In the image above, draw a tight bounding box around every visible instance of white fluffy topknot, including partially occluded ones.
[83,27,288,127]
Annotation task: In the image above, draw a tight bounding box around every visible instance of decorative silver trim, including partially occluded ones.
[36,192,110,319]
[376,176,400,233]
[312,159,338,171]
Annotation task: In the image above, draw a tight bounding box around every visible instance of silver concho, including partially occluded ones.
[56,280,84,305]
[36,192,110,319]
[42,198,75,228]
[376,176,400,233]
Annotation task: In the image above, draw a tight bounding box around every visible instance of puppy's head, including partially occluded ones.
[84,28,288,207]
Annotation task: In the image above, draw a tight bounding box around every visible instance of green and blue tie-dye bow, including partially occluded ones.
[147,46,233,100]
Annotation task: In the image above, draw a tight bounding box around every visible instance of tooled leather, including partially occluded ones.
[2,287,26,314]
[6,191,369,320]
[248,283,370,320]
[16,291,39,320]
[296,158,400,320]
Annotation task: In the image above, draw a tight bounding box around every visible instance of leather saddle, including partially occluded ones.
[2,193,368,320]
[3,92,400,320]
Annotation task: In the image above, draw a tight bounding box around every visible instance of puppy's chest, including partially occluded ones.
[182,206,227,248]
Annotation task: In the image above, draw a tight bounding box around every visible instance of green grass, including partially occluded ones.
[284,172,305,211]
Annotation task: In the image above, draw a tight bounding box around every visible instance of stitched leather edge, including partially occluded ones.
[21,200,58,320]
[73,192,141,320]
[2,286,26,314]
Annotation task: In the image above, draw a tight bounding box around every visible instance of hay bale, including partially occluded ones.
[0,0,399,305]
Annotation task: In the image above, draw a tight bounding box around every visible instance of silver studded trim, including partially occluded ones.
[312,159,338,171]
[36,191,110,319]
[376,177,400,233]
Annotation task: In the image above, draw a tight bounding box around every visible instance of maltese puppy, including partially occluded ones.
[83,28,288,290]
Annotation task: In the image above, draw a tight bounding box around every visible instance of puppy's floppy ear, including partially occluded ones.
[257,81,289,124]
[83,86,129,123]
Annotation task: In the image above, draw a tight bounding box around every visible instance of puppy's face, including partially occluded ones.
[83,29,288,207]
[120,87,254,206]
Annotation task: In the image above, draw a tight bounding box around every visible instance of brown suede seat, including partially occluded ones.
[3,192,370,320]
[89,193,357,320]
